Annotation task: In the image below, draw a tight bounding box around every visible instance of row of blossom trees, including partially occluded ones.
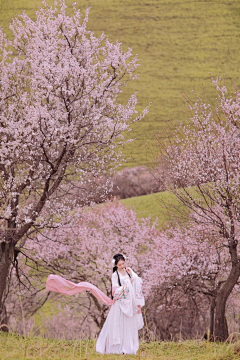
[3,76,240,341]
[5,200,240,340]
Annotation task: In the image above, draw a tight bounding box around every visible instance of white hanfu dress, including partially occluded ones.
[96,268,145,355]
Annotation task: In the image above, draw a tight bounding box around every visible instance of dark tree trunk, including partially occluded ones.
[0,232,16,329]
[214,242,240,342]
[0,304,8,332]
[209,297,215,341]
[214,298,229,342]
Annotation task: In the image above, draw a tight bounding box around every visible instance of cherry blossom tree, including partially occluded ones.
[6,201,156,337]
[153,79,240,341]
[145,221,232,340]
[0,0,148,322]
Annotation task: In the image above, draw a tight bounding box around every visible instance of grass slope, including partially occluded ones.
[120,190,179,227]
[1,333,240,360]
[0,0,240,167]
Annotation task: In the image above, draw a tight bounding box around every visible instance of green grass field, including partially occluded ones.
[120,190,180,227]
[0,0,239,166]
[1,333,240,360]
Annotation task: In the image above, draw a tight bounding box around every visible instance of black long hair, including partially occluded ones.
[111,253,131,299]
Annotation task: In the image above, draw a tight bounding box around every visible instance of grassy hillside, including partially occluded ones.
[0,0,239,167]
[1,333,240,360]
[120,190,180,227]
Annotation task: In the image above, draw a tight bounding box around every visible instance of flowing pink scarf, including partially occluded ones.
[46,274,114,305]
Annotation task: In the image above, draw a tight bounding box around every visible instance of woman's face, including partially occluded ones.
[116,259,125,271]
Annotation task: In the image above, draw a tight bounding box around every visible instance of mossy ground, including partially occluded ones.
[0,0,240,166]
[1,332,240,360]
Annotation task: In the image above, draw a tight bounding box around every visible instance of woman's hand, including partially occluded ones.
[137,305,141,314]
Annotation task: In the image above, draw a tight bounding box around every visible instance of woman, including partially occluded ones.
[96,253,145,355]
[46,253,144,354]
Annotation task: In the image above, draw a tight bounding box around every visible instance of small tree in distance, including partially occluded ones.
[153,79,240,341]
[0,0,149,322]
